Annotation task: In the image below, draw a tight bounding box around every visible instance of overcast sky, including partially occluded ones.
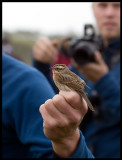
[2,2,96,36]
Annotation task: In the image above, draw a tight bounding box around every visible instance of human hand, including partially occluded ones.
[71,51,109,83]
[39,91,88,158]
[32,37,59,64]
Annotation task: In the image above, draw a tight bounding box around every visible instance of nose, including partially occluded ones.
[105,6,115,17]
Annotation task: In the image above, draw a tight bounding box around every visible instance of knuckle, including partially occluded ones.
[44,99,52,104]
[71,113,80,124]
[59,118,69,127]
[52,94,64,106]
[46,120,56,129]
[44,99,53,107]
[66,91,80,103]
[44,99,54,112]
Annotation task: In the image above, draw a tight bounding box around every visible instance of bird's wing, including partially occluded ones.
[59,74,94,111]
[58,74,86,91]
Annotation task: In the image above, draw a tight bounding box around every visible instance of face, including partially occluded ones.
[92,2,120,41]
[52,64,66,73]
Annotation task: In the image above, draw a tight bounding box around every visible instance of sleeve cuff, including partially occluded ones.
[69,130,94,158]
[53,130,94,158]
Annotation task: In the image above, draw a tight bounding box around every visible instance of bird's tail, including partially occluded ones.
[79,91,95,112]
[84,83,91,89]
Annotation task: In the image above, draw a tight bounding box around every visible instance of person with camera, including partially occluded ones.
[69,2,120,158]
[31,2,120,158]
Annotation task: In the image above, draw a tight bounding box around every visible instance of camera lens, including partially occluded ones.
[72,43,95,65]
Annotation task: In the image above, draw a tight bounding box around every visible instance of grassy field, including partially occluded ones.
[2,31,41,65]
[2,30,77,65]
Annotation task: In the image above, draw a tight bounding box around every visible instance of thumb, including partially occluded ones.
[94,51,105,65]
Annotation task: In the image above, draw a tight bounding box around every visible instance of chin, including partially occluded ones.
[101,30,120,41]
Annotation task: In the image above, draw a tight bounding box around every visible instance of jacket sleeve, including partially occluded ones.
[94,63,120,123]
[53,130,94,158]
[69,63,120,124]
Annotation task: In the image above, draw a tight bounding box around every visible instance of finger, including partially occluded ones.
[56,91,87,118]
[35,40,49,56]
[39,104,56,128]
[45,99,71,127]
[41,38,57,53]
[52,39,60,47]
[42,39,58,63]
[94,51,105,65]
[47,41,58,57]
[39,104,59,140]
[33,45,50,64]
[35,38,53,57]
[52,94,83,124]
[52,94,74,115]
[44,99,68,123]
[40,99,76,128]
[59,91,87,115]
[36,42,55,63]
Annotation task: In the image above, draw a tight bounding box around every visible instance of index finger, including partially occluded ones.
[59,91,88,114]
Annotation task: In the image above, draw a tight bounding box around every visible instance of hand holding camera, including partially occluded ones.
[59,24,109,83]
[32,37,59,64]
[71,51,109,83]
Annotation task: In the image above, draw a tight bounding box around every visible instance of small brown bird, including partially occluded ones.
[51,64,95,112]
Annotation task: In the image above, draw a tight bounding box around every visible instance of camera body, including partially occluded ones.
[59,24,104,66]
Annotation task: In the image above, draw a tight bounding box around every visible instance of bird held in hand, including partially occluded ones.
[51,64,95,112]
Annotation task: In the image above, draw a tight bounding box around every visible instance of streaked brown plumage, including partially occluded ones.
[52,64,95,112]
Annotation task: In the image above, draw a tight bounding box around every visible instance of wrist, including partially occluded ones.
[52,128,80,158]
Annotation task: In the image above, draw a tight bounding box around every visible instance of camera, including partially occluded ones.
[59,24,104,66]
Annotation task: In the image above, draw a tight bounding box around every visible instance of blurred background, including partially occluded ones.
[2,2,96,65]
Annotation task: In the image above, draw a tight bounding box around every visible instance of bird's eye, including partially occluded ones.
[55,68,62,71]
[54,68,59,71]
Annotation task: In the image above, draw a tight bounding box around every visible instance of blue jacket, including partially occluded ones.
[2,53,94,158]
[69,38,120,158]
[32,37,120,158]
